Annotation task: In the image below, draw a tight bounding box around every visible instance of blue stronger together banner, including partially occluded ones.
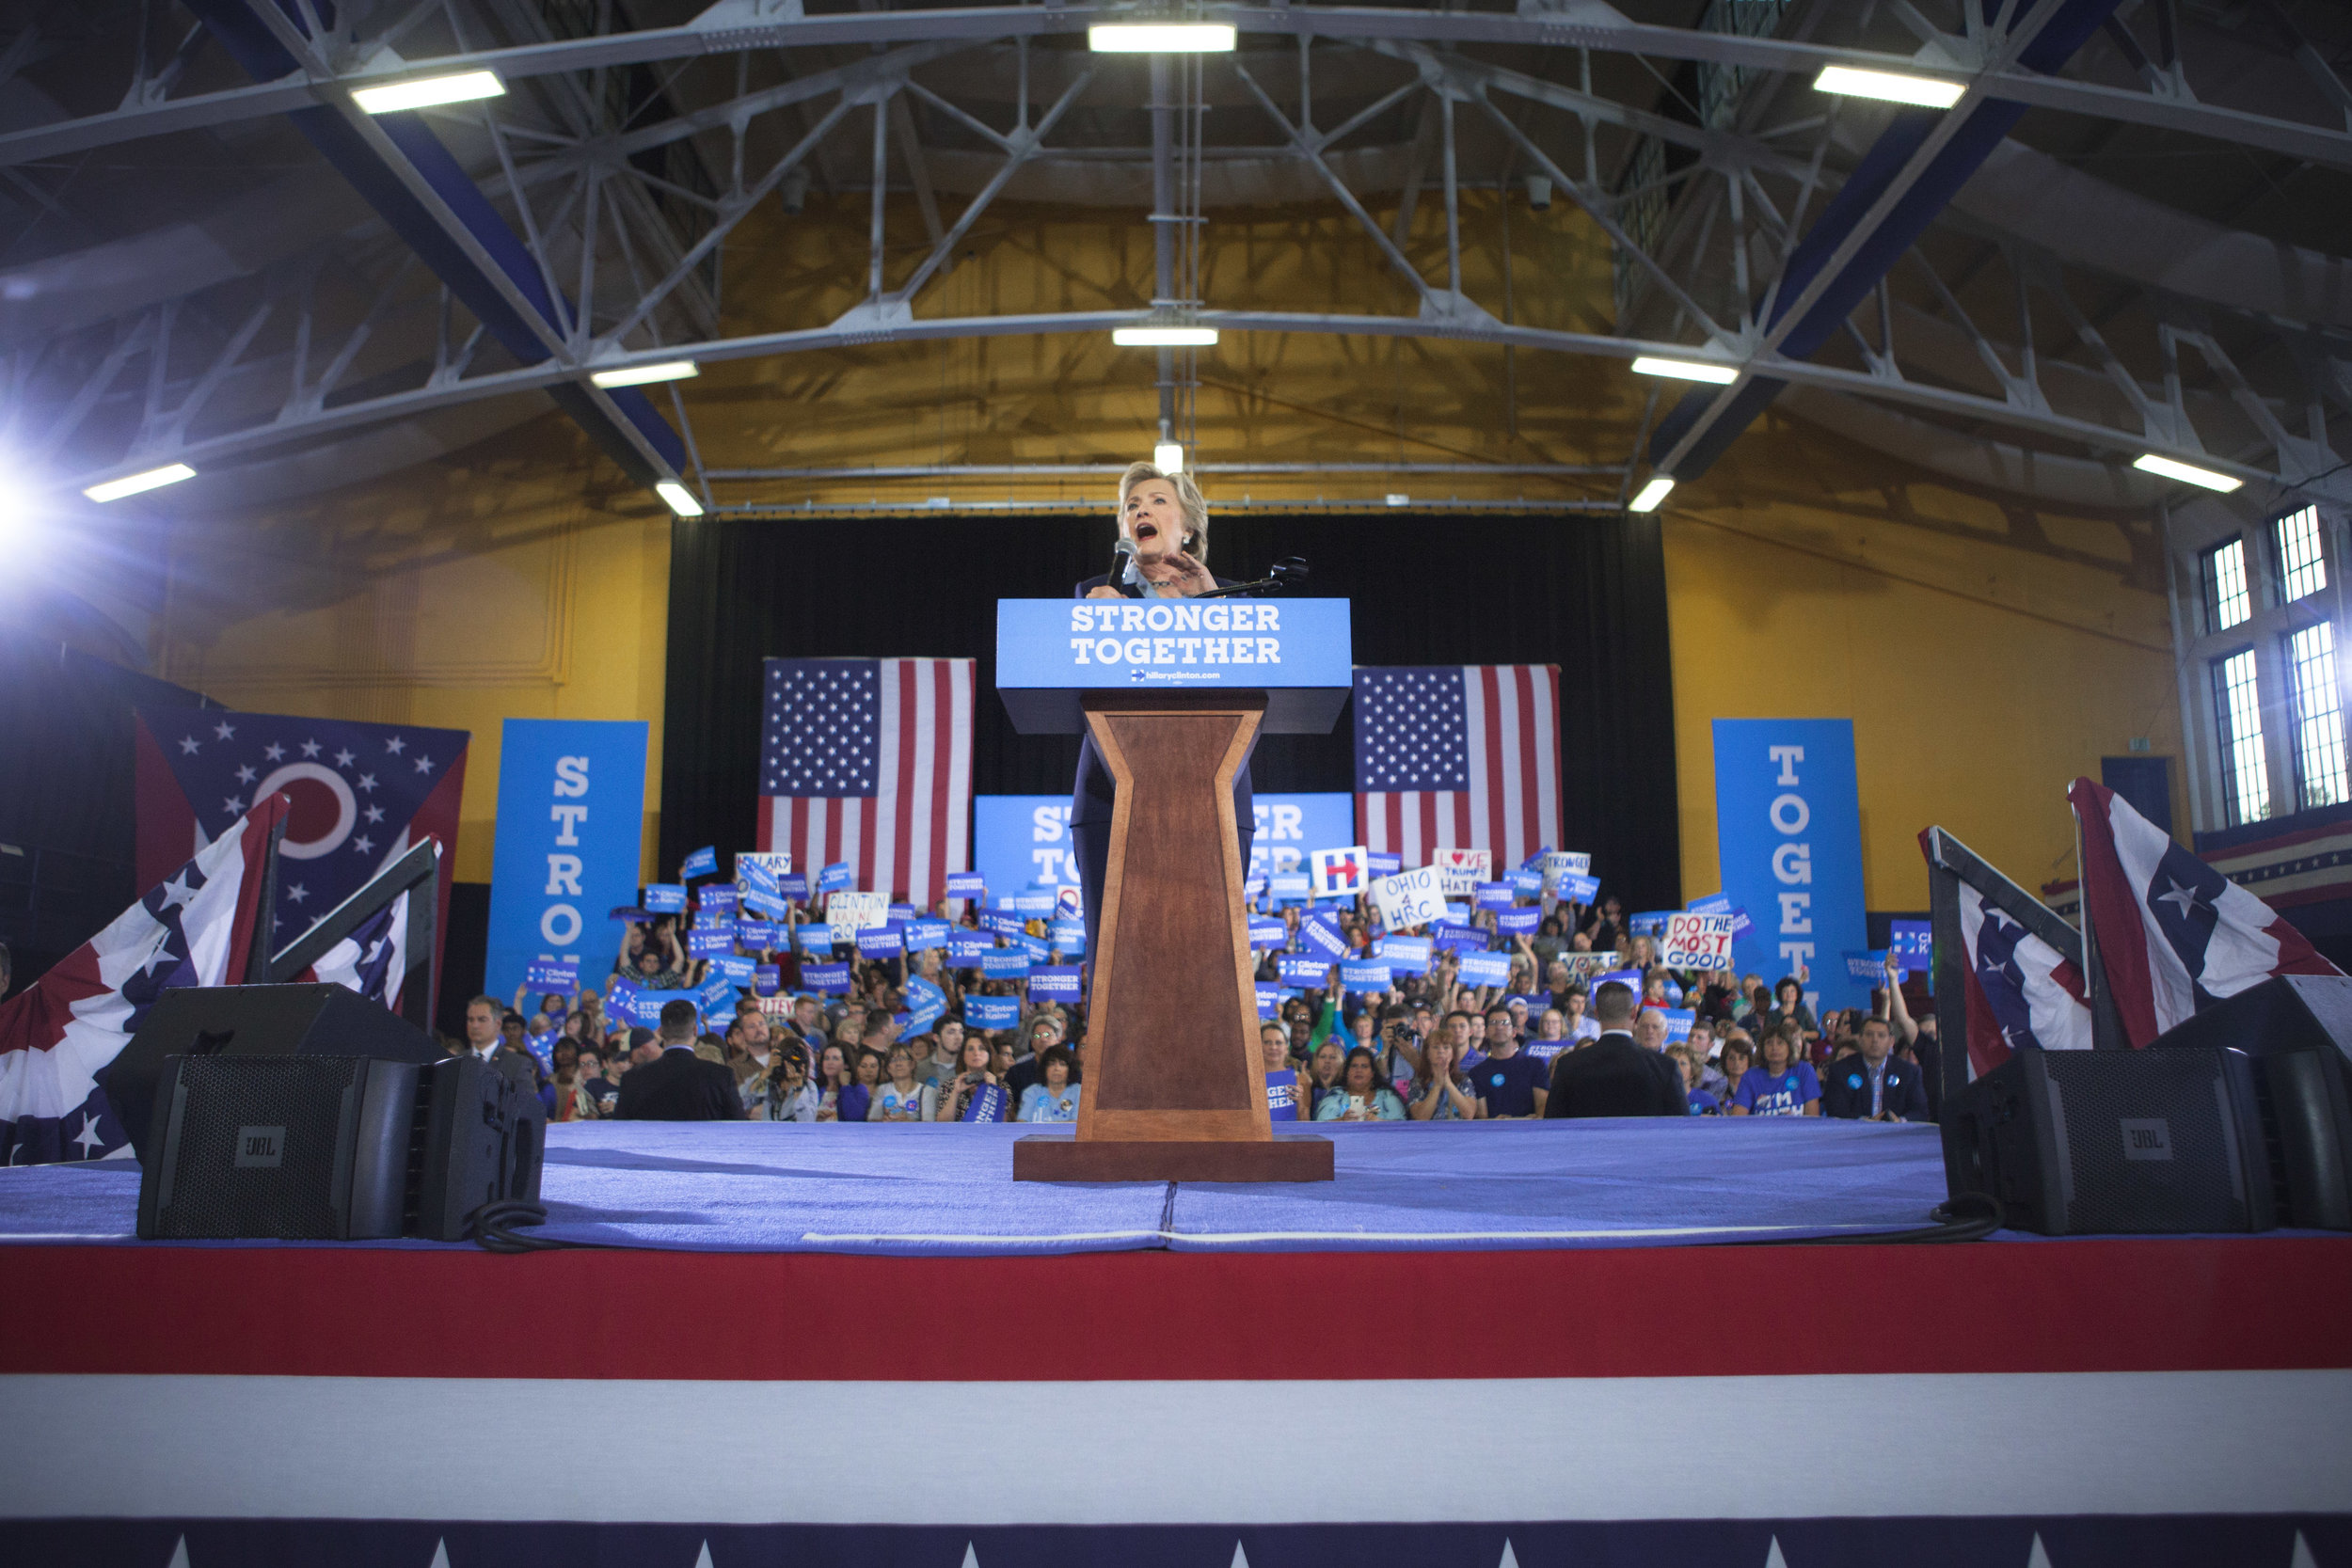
[1712,719,1869,1012]
[485,719,648,1004]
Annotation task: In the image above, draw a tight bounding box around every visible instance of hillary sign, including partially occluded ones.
[1712,719,1868,1011]
[485,719,649,1005]
[996,598,1351,691]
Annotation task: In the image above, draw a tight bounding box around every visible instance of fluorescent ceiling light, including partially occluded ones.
[2133,453,2244,493]
[352,70,507,114]
[84,463,196,502]
[656,481,706,517]
[591,360,699,389]
[1630,356,1739,385]
[1089,24,1237,52]
[1113,326,1218,347]
[1628,476,1676,514]
[1811,64,1965,109]
[1153,442,1185,473]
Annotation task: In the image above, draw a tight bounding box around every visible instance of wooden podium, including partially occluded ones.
[996,596,1350,1182]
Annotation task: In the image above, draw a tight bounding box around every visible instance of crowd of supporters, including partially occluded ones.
[448,864,1942,1127]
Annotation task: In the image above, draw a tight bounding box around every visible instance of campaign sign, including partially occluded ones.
[643,884,687,913]
[1298,911,1349,961]
[904,918,950,953]
[1264,1069,1300,1121]
[1255,984,1284,1021]
[1373,866,1444,930]
[736,919,780,950]
[740,886,789,919]
[1661,913,1736,971]
[1686,892,1755,938]
[1505,868,1544,895]
[1629,911,1675,939]
[1029,966,1083,1002]
[1434,923,1486,952]
[1278,955,1330,987]
[1890,919,1933,981]
[1433,848,1491,895]
[904,975,949,1033]
[1496,907,1542,936]
[1011,931,1050,961]
[1311,846,1371,899]
[680,846,717,879]
[1248,917,1288,949]
[1048,918,1087,953]
[795,923,833,954]
[803,962,851,995]
[1001,597,1352,694]
[753,964,781,996]
[1367,851,1402,876]
[947,932,993,965]
[978,910,1024,937]
[827,891,888,942]
[1596,969,1643,991]
[964,995,1020,1030]
[686,926,735,958]
[485,717,649,1006]
[523,959,578,992]
[697,885,738,915]
[1377,935,1433,974]
[1713,718,1869,1010]
[981,950,1031,980]
[1661,1007,1697,1043]
[1445,902,1472,925]
[1845,949,1890,984]
[1269,872,1312,905]
[739,856,780,895]
[1542,850,1592,880]
[1558,872,1601,904]
[1008,890,1054,917]
[711,954,755,983]
[1341,960,1391,993]
[1560,951,1623,981]
[944,870,985,900]
[776,873,809,900]
[816,862,851,893]
[1473,881,1515,911]
[1455,951,1511,988]
[855,927,904,960]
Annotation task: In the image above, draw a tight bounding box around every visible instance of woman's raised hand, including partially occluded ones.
[1163,549,1216,596]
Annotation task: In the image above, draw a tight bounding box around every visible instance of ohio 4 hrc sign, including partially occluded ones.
[1661,912,1736,971]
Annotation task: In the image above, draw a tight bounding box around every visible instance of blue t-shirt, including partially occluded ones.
[1017,1084,1080,1122]
[1686,1088,1719,1116]
[1734,1063,1820,1117]
[1474,1053,1549,1117]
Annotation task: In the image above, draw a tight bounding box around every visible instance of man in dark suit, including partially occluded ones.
[461,994,540,1096]
[1821,1017,1931,1122]
[617,1001,746,1120]
[1543,980,1688,1118]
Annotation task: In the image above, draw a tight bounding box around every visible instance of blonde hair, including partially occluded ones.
[1118,461,1210,564]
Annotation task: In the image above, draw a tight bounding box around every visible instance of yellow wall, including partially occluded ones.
[155,419,673,881]
[1661,408,2182,911]
[137,194,2180,906]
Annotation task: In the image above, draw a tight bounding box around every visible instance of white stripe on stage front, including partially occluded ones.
[6,1371,2345,1523]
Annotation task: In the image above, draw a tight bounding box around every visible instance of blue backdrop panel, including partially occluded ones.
[485,719,649,1003]
[1712,719,1869,1012]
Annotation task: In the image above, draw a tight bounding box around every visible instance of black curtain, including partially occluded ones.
[0,632,218,989]
[662,511,1680,911]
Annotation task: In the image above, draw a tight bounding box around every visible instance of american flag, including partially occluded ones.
[0,794,285,1164]
[757,657,975,905]
[1354,665,1562,871]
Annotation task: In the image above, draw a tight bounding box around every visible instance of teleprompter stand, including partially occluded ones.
[994,596,1351,1181]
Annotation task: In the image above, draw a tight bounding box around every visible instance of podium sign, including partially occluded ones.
[997,597,1352,735]
[1001,597,1343,1183]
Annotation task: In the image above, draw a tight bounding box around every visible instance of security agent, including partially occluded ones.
[1820,1016,1930,1122]
[617,1000,747,1120]
[1541,979,1687,1118]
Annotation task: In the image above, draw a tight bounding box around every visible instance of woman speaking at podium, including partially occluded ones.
[1069,461,1255,954]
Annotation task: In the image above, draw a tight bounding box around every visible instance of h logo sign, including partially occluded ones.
[2120,1118,2173,1162]
[233,1125,286,1168]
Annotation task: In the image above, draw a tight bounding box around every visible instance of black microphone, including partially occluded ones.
[1108,536,1139,597]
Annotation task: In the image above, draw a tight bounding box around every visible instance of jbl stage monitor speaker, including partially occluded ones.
[1941,1047,2275,1235]
[135,1054,421,1240]
[413,1054,547,1243]
[102,984,442,1163]
[2142,974,2352,1230]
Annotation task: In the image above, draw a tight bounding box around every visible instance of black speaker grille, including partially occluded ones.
[156,1056,363,1240]
[2045,1051,2247,1234]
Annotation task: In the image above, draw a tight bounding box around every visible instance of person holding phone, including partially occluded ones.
[1067,462,1256,957]
[1314,1046,1406,1122]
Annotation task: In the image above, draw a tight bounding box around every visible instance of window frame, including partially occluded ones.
[2202,534,2252,633]
[2210,644,2271,827]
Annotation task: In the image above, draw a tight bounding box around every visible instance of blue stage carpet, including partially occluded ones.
[0,1117,1954,1255]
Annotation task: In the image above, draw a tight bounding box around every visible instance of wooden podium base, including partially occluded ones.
[1013,1134,1334,1183]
